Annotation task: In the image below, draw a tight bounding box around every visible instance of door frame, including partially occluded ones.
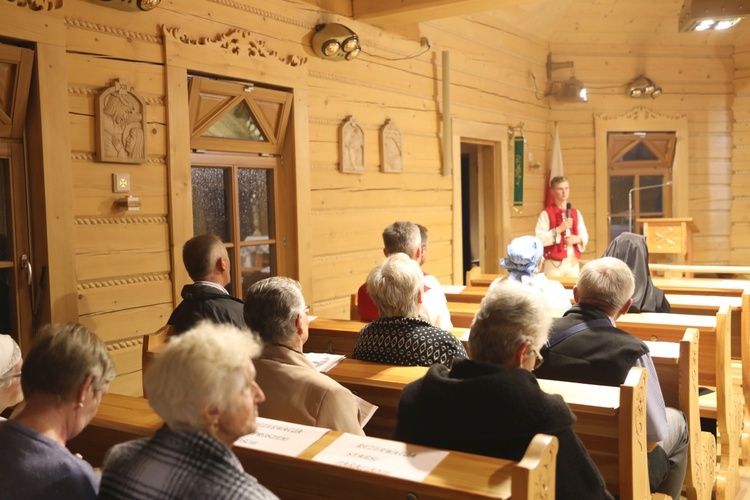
[594,107,689,256]
[451,119,511,283]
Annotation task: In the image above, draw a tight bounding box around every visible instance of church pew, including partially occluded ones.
[67,394,558,500]
[646,330,716,500]
[329,359,656,499]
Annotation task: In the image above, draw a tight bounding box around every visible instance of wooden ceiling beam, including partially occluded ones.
[297,0,353,17]
[352,0,539,25]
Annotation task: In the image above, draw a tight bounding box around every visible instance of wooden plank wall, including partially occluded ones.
[2,0,743,394]
[733,34,750,265]
[533,2,735,264]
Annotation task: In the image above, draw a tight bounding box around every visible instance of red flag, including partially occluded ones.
[545,123,565,206]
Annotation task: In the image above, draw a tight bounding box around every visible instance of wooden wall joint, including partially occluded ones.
[163,26,308,68]
[77,272,171,290]
[64,17,163,45]
[6,0,62,11]
[107,338,143,351]
[74,216,168,225]
[207,0,314,29]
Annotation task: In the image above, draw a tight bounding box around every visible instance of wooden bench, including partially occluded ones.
[67,393,558,500]
[141,325,173,397]
[646,330,716,500]
[326,354,661,500]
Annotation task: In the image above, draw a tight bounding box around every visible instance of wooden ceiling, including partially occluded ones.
[302,0,750,44]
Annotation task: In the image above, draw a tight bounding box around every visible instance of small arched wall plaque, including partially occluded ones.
[96,79,147,164]
[340,116,365,174]
[380,119,403,173]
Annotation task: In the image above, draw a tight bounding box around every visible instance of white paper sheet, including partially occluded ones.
[312,433,449,482]
[234,418,329,457]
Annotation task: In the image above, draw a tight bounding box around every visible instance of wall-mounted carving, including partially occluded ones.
[596,106,686,122]
[380,119,403,173]
[163,27,308,67]
[7,0,62,10]
[340,116,365,174]
[96,79,147,164]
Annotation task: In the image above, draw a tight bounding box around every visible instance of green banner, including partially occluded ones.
[514,136,524,207]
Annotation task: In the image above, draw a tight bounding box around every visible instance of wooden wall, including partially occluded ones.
[733,33,750,265]
[1,0,742,394]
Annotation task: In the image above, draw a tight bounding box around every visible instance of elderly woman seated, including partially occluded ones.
[392,281,613,500]
[0,335,23,417]
[352,253,467,367]
[0,324,116,499]
[99,322,278,499]
[490,235,571,311]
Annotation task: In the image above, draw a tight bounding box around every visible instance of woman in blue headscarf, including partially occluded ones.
[490,235,572,311]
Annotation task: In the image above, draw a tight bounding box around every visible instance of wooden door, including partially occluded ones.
[0,43,33,350]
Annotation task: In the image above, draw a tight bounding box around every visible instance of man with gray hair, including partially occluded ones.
[357,221,452,328]
[534,257,688,500]
[392,281,612,500]
[244,277,364,435]
[353,253,466,367]
[167,234,245,334]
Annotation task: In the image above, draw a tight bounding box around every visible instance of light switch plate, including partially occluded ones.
[113,173,130,193]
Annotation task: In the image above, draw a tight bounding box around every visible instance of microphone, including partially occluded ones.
[628,181,672,233]
[565,203,572,250]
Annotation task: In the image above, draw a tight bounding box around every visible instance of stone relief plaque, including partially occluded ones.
[380,119,403,173]
[340,115,364,174]
[96,79,147,164]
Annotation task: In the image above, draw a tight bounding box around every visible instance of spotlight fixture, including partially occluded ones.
[627,76,662,99]
[311,23,361,62]
[679,0,750,32]
[91,0,161,11]
[545,54,587,103]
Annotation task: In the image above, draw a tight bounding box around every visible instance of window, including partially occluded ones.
[607,132,675,240]
[188,76,293,299]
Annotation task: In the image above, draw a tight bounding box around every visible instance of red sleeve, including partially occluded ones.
[357,283,379,322]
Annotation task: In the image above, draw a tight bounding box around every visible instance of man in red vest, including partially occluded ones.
[535,176,588,278]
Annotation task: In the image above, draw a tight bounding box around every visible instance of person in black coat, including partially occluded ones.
[392,280,613,500]
[603,232,670,313]
[167,234,245,334]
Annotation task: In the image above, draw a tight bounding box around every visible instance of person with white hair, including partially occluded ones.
[353,253,466,367]
[490,235,571,311]
[0,324,116,499]
[244,277,364,435]
[534,257,688,500]
[392,281,612,500]
[100,322,277,499]
[0,335,23,417]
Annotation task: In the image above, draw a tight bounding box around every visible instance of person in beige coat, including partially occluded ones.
[244,276,364,435]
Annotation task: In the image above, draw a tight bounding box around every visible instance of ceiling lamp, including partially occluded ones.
[679,0,750,32]
[546,54,587,103]
[311,23,361,61]
[627,76,662,99]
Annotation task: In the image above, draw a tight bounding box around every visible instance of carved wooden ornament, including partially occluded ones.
[380,119,403,173]
[96,79,147,164]
[340,116,365,174]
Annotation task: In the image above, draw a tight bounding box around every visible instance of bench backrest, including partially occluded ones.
[68,393,557,500]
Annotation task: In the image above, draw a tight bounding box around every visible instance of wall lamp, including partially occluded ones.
[627,76,662,98]
[679,0,750,32]
[311,23,361,61]
[90,0,161,11]
[546,54,587,103]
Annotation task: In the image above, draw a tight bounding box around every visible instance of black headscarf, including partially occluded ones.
[602,232,670,313]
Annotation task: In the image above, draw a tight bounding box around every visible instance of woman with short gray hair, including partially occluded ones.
[353,253,467,367]
[0,323,116,499]
[0,335,23,416]
[99,322,277,499]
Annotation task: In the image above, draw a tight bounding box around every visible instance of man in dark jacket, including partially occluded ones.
[167,234,245,334]
[393,280,613,500]
[535,257,688,500]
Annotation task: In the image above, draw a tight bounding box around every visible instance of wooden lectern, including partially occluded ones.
[637,217,699,276]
